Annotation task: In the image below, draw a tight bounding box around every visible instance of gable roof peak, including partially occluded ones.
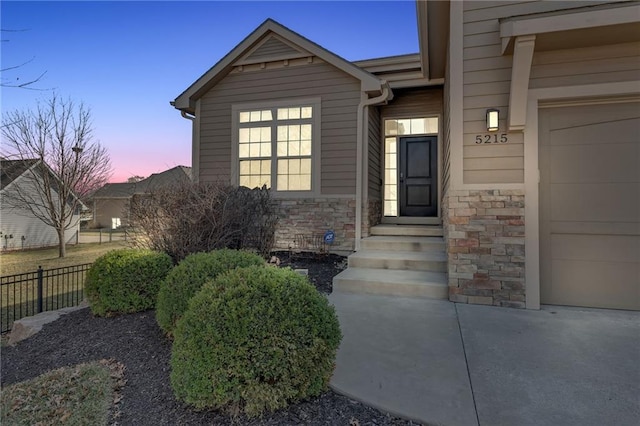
[172,18,383,114]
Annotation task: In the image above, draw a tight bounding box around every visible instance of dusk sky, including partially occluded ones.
[2,1,418,182]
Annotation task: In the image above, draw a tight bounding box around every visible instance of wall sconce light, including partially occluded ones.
[486,109,499,132]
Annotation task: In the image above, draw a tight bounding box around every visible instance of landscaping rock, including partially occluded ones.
[8,301,89,346]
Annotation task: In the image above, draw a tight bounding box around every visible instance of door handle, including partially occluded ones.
[399,172,404,183]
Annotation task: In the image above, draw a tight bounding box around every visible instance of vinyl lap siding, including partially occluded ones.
[529,42,640,89]
[442,57,452,195]
[368,106,381,200]
[1,177,80,250]
[380,87,443,119]
[93,198,128,228]
[198,61,361,194]
[0,209,79,250]
[462,0,625,184]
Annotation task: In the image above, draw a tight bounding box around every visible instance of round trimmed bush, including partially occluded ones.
[85,249,173,317]
[170,266,342,417]
[156,249,265,335]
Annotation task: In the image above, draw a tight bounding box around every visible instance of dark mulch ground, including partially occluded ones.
[1,254,418,426]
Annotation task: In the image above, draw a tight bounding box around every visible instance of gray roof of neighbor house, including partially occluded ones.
[0,159,39,191]
[0,158,87,209]
[92,166,192,199]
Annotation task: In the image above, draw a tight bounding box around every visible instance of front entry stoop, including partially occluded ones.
[332,225,448,299]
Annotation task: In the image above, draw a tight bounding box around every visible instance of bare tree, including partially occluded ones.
[127,175,145,183]
[1,29,48,90]
[1,95,112,257]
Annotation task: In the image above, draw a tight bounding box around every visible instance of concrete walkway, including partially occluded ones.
[329,292,640,426]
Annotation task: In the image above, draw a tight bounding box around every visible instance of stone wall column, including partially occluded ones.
[443,189,525,308]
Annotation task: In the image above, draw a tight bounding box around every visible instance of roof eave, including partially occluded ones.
[416,0,449,81]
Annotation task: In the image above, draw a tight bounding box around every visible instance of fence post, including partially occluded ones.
[37,266,44,313]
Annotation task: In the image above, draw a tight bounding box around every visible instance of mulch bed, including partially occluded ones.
[1,254,418,426]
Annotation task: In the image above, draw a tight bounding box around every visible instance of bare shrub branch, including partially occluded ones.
[128,182,278,263]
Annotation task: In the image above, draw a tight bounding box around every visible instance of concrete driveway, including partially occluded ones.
[329,293,640,426]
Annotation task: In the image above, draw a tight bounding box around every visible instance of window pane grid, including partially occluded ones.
[384,117,438,136]
[238,104,314,191]
[239,159,271,189]
[239,109,273,123]
[277,124,312,157]
[239,126,271,159]
[384,137,398,217]
[277,158,311,191]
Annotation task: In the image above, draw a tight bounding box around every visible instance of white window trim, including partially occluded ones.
[231,97,322,198]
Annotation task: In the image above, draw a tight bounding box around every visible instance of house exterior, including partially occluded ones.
[91,166,191,229]
[0,159,83,251]
[172,1,639,311]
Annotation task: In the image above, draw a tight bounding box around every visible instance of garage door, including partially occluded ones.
[539,101,639,310]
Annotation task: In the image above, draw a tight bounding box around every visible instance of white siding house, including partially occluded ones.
[0,159,82,251]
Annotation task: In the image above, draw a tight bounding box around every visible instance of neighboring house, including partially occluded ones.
[172,1,639,311]
[91,166,191,229]
[0,159,84,251]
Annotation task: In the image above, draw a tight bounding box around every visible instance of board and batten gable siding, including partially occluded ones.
[246,37,300,61]
[198,60,361,195]
[462,0,634,184]
[367,106,382,200]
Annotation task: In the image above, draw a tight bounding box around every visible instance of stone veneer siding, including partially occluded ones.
[443,189,525,308]
[363,199,382,238]
[274,198,355,253]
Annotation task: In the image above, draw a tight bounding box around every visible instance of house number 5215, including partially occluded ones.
[475,134,508,144]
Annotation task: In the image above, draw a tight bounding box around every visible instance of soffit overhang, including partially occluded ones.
[417,0,450,81]
[501,2,640,131]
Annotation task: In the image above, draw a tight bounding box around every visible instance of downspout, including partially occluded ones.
[180,110,197,183]
[355,82,391,251]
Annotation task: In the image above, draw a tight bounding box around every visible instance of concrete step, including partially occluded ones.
[370,224,443,237]
[348,250,447,272]
[333,268,448,299]
[361,235,445,252]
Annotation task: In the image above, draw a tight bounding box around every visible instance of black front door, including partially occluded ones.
[399,136,437,217]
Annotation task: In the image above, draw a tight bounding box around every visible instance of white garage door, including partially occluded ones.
[539,101,639,310]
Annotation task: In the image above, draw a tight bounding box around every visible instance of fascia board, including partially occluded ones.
[501,4,640,54]
[416,0,430,80]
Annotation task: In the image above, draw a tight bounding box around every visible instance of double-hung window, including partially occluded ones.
[234,98,319,193]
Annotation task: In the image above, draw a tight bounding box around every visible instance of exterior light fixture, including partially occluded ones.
[486,109,499,132]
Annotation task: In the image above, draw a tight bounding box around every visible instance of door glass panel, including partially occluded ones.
[384,137,398,217]
[383,117,438,217]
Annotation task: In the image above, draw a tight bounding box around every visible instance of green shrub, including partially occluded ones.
[156,249,265,336]
[85,249,173,317]
[170,266,341,417]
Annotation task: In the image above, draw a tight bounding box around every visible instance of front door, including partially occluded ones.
[399,136,437,217]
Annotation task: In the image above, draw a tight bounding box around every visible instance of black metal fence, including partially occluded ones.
[1,263,91,333]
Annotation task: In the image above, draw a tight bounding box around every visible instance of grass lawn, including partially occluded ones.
[1,241,129,332]
[0,241,129,276]
[0,360,125,426]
